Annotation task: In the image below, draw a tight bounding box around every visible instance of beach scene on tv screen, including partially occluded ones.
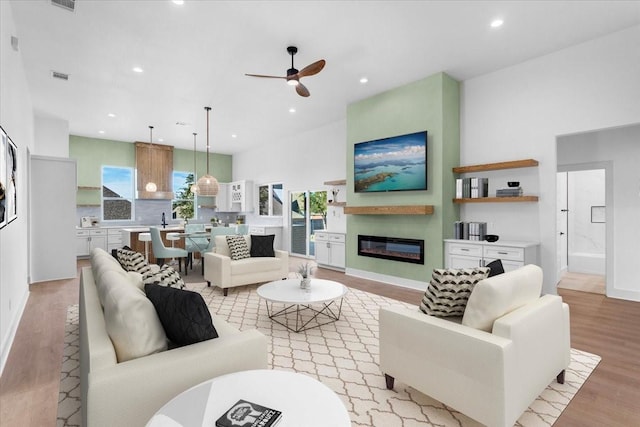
[354,131,427,192]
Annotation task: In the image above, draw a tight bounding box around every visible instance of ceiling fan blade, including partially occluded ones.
[296,82,310,97]
[297,59,326,78]
[245,73,287,79]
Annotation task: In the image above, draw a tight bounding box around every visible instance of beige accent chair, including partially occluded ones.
[203,234,289,296]
[379,265,570,427]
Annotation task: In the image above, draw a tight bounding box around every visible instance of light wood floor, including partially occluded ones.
[1,259,639,426]
[557,271,606,295]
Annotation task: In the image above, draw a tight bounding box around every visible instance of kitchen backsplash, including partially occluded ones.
[76,199,237,227]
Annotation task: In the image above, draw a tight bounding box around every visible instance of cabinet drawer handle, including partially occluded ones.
[498,251,509,255]
[460,248,470,252]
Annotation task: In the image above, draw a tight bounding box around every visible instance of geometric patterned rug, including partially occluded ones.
[57,282,601,426]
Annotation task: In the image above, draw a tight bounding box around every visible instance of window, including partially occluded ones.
[258,183,284,216]
[102,166,134,221]
[172,171,196,220]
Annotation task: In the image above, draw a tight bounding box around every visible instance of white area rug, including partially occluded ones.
[58,283,600,426]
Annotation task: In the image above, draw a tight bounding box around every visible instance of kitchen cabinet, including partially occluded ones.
[76,228,108,257]
[230,180,253,212]
[248,225,283,251]
[315,232,346,271]
[214,180,253,212]
[107,228,124,252]
[444,239,539,272]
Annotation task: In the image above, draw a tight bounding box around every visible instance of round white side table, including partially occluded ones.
[146,369,350,427]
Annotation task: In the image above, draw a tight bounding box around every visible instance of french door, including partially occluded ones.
[290,190,327,257]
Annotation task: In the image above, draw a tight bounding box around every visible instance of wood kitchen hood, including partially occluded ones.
[135,142,174,199]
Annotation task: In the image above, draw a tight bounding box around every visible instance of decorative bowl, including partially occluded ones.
[484,234,499,242]
[507,181,520,187]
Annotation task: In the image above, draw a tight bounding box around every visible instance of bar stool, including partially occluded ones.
[139,232,151,262]
[166,232,180,265]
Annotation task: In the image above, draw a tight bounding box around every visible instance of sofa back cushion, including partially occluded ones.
[101,269,168,362]
[462,264,543,332]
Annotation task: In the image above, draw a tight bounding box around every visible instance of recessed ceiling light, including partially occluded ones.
[231,134,237,138]
[158,138,164,142]
[172,0,184,5]
[359,77,368,84]
[107,113,116,118]
[289,108,296,114]
[490,19,504,28]
[132,66,143,73]
[98,130,105,134]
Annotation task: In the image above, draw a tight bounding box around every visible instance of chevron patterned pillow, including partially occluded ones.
[226,235,250,260]
[143,264,185,289]
[116,248,152,276]
[419,267,490,317]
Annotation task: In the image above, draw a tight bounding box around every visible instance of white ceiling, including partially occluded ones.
[9,0,640,154]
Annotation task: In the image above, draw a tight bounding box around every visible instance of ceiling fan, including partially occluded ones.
[245,46,326,97]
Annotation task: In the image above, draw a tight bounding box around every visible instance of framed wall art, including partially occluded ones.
[1,126,17,229]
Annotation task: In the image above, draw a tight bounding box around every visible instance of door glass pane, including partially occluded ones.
[290,192,307,256]
[309,191,327,257]
[259,185,269,216]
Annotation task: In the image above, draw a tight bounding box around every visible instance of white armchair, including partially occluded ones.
[204,234,289,296]
[379,265,570,427]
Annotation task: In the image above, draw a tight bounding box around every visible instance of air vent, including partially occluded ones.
[51,71,69,81]
[51,0,75,12]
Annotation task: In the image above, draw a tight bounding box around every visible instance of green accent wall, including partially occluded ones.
[69,135,232,205]
[346,72,460,282]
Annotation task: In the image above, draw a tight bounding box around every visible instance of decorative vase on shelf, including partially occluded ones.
[300,277,311,289]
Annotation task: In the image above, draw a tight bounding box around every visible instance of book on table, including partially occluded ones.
[215,399,282,427]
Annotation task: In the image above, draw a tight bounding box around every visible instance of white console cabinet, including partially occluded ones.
[315,232,346,271]
[76,228,108,257]
[444,239,539,272]
[107,228,124,252]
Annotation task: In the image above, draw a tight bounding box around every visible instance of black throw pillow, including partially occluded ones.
[250,234,276,257]
[486,259,505,277]
[144,283,218,346]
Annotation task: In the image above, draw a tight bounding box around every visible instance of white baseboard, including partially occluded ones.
[345,268,427,292]
[607,288,640,302]
[0,290,29,377]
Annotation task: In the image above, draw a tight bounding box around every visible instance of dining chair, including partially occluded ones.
[184,223,208,270]
[149,227,188,274]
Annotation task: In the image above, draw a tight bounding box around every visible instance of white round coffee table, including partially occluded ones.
[146,369,351,427]
[257,279,348,332]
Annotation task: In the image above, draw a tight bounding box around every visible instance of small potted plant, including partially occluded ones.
[297,262,315,289]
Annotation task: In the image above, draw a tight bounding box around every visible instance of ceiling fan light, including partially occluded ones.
[287,79,299,86]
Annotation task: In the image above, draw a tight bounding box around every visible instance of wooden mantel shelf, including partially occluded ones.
[324,179,347,186]
[453,159,538,174]
[344,205,434,215]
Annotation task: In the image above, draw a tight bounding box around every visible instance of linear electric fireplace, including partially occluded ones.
[357,235,424,265]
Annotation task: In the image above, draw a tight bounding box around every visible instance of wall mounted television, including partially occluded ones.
[354,130,427,193]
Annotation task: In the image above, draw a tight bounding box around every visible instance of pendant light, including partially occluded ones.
[144,125,157,192]
[196,106,219,196]
[190,132,199,194]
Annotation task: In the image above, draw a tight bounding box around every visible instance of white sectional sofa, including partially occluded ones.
[204,234,289,296]
[80,248,268,426]
[379,265,571,427]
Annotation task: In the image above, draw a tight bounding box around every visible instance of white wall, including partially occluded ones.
[460,25,640,296]
[558,125,640,300]
[233,120,347,250]
[34,116,69,157]
[0,1,35,374]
